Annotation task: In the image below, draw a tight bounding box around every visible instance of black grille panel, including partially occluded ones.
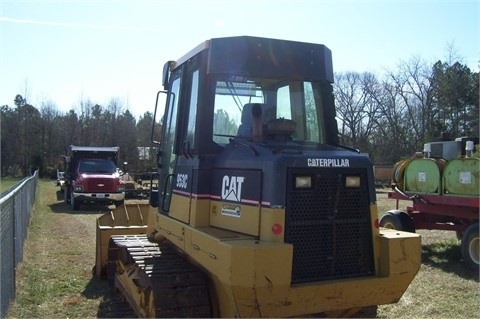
[285,168,375,283]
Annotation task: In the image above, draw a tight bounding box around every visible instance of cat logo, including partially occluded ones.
[221,175,245,202]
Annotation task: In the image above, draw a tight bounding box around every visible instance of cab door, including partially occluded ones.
[158,70,181,214]
[158,60,201,223]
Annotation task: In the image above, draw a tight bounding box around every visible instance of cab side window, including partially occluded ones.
[186,70,199,149]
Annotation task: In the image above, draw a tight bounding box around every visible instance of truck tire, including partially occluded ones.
[379,210,415,232]
[70,192,80,210]
[115,200,124,207]
[461,223,479,271]
[64,187,71,204]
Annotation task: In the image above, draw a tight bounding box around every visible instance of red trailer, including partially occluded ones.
[380,138,479,270]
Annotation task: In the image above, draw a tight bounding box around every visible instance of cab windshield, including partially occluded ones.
[212,77,327,146]
[78,159,117,174]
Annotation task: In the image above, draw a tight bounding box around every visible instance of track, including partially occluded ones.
[97,291,136,318]
[107,234,212,318]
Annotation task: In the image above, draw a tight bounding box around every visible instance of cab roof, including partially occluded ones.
[172,36,334,83]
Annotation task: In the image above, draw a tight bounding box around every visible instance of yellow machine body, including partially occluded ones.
[95,36,422,317]
[154,203,419,317]
[95,203,150,277]
[96,197,420,317]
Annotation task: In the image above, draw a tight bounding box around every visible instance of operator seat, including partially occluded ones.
[237,103,264,137]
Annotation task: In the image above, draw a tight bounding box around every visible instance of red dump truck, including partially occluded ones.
[63,145,125,210]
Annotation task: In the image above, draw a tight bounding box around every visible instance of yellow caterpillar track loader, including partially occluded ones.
[95,36,421,318]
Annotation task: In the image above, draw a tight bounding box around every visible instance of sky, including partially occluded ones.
[1,0,478,120]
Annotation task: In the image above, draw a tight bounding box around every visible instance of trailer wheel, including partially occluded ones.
[461,223,479,271]
[379,210,415,232]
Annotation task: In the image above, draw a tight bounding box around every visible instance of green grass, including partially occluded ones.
[0,177,24,193]
[378,235,479,318]
[6,179,111,318]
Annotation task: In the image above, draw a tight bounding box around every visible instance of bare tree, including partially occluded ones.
[39,100,60,174]
[334,71,381,151]
[387,56,435,145]
[105,97,126,146]
[364,72,415,163]
[76,97,94,145]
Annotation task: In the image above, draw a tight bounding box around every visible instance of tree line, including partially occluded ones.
[1,57,478,178]
[334,58,478,165]
[1,97,161,178]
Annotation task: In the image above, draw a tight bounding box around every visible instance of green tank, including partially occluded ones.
[443,157,480,196]
[404,158,443,194]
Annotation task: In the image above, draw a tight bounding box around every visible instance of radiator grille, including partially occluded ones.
[84,177,116,192]
[285,168,375,283]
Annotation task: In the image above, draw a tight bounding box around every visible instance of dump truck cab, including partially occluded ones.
[98,36,421,318]
[64,145,125,210]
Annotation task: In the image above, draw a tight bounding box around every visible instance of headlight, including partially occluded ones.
[295,176,312,188]
[345,175,361,188]
[74,185,84,192]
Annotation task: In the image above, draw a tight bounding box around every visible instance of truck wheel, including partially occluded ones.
[115,200,124,207]
[72,199,80,210]
[379,210,415,232]
[70,192,80,211]
[64,187,71,204]
[461,223,479,271]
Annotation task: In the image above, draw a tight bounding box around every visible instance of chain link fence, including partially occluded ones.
[0,171,39,318]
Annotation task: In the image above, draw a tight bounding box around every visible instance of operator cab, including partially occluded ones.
[153,36,344,222]
[153,36,377,285]
[158,36,337,157]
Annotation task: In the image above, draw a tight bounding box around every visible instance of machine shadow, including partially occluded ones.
[83,274,135,318]
[49,193,113,215]
[421,242,479,281]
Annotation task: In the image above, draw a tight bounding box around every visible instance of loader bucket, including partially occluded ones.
[95,203,151,278]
